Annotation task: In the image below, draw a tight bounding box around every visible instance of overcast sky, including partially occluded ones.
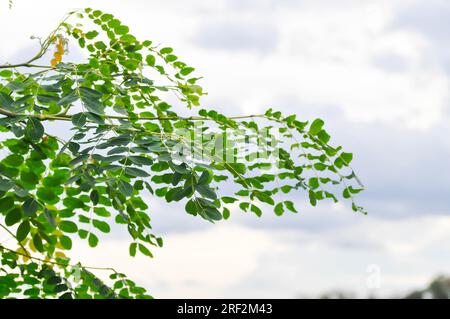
[1,0,450,298]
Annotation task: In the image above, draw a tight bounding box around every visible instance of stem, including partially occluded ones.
[0,244,117,272]
[0,64,51,69]
[0,223,31,257]
[0,107,267,122]
[0,10,79,69]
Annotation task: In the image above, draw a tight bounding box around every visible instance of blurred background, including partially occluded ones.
[1,0,449,298]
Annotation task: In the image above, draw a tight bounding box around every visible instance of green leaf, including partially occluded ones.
[94,207,111,217]
[166,54,177,62]
[138,244,153,257]
[107,146,128,155]
[227,163,246,175]
[25,118,44,141]
[44,208,57,227]
[20,171,39,186]
[309,190,317,206]
[204,207,222,221]
[88,232,99,247]
[58,92,79,106]
[274,202,284,216]
[85,112,105,124]
[0,178,14,192]
[128,156,153,166]
[7,81,27,92]
[172,172,182,186]
[54,284,69,294]
[223,207,230,220]
[114,25,129,35]
[118,180,133,197]
[334,157,344,169]
[59,235,72,250]
[69,154,89,166]
[23,198,39,217]
[308,177,320,190]
[340,152,353,166]
[12,95,32,107]
[165,187,189,202]
[37,94,58,104]
[129,242,137,257]
[254,192,274,205]
[47,276,61,285]
[250,204,262,217]
[81,96,104,114]
[78,229,88,239]
[284,201,297,213]
[185,199,198,215]
[159,47,173,54]
[2,154,24,167]
[313,163,327,171]
[58,292,73,299]
[101,155,125,163]
[0,70,13,77]
[198,170,211,185]
[0,92,13,109]
[343,188,351,199]
[72,113,87,127]
[16,221,30,242]
[79,87,102,99]
[317,130,331,144]
[33,233,44,252]
[146,55,156,66]
[195,184,217,200]
[5,207,22,226]
[221,196,237,204]
[79,87,104,114]
[63,197,85,209]
[94,41,107,50]
[309,118,324,136]
[90,189,99,205]
[239,202,249,212]
[180,67,194,76]
[85,30,99,39]
[0,196,14,213]
[59,221,78,233]
[124,167,149,177]
[93,219,110,233]
[43,175,64,188]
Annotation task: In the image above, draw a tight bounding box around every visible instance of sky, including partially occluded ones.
[1,0,450,298]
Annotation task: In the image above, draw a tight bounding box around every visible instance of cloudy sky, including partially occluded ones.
[1,0,450,298]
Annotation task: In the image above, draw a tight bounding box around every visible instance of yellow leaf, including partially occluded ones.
[16,247,29,262]
[28,240,37,253]
[55,251,67,259]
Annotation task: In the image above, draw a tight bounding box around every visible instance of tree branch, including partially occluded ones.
[0,107,267,122]
[0,244,118,272]
[0,63,51,69]
[0,223,31,258]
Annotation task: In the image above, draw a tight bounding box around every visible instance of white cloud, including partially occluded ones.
[71,224,286,298]
[68,214,450,298]
[2,0,448,129]
[192,20,279,53]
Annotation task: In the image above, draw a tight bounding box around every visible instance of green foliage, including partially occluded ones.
[0,8,365,299]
